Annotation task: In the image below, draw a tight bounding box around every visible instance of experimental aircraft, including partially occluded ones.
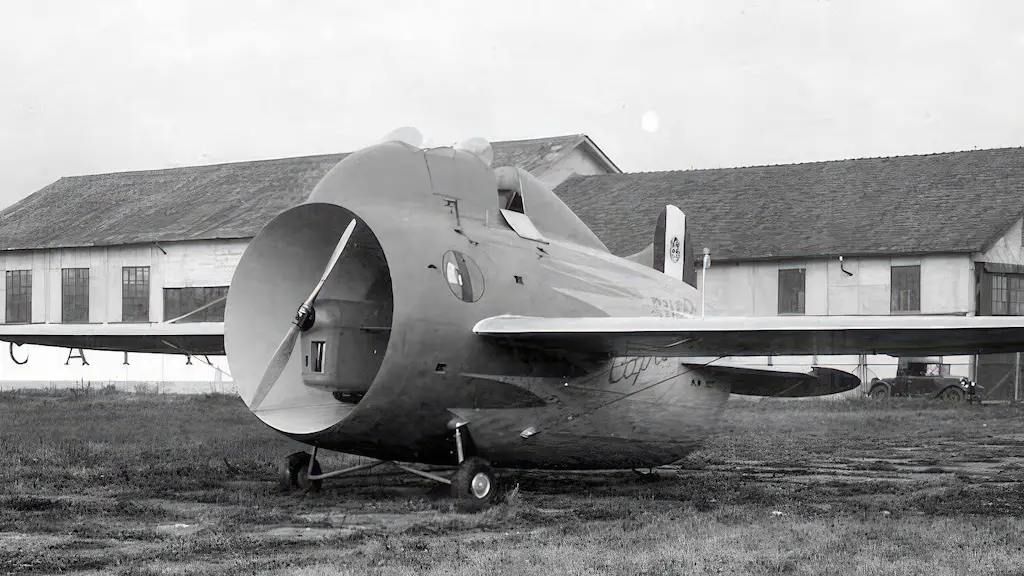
[4,130,1024,511]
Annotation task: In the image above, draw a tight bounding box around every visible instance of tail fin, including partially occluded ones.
[654,205,696,288]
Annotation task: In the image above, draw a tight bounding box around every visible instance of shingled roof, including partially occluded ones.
[0,134,614,251]
[554,147,1024,262]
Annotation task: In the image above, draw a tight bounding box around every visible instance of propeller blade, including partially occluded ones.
[249,323,300,410]
[303,218,357,309]
[249,218,358,410]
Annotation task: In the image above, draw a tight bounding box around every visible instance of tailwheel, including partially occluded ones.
[279,451,323,494]
[450,456,497,512]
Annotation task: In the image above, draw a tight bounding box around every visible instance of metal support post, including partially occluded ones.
[856,353,867,393]
[1015,352,1021,404]
[454,426,465,463]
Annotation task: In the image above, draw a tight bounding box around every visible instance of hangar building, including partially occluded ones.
[0,136,1021,399]
[557,147,1024,400]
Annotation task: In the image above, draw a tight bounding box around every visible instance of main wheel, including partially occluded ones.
[870,385,890,400]
[450,456,497,512]
[940,387,965,403]
[279,451,323,493]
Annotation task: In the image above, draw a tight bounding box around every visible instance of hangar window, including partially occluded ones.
[5,270,31,324]
[164,286,228,323]
[122,266,150,322]
[778,268,806,315]
[61,268,89,323]
[992,274,1023,315]
[890,265,921,313]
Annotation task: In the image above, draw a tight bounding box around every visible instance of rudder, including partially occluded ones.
[653,205,696,288]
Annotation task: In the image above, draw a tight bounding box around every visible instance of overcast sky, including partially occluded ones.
[2,0,1022,209]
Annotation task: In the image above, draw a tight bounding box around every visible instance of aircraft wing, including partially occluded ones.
[473,314,1024,357]
[0,322,225,355]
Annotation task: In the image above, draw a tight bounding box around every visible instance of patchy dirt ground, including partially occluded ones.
[1,390,1023,575]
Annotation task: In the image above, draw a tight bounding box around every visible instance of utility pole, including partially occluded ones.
[701,248,710,318]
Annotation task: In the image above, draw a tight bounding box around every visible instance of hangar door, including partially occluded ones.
[976,263,1023,402]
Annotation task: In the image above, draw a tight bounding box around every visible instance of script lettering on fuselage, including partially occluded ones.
[649,296,696,318]
[609,355,670,387]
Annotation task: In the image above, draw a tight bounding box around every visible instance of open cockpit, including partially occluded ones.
[498,186,525,214]
[491,166,608,252]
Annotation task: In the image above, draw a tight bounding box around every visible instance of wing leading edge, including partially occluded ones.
[473,315,1024,357]
[0,322,225,355]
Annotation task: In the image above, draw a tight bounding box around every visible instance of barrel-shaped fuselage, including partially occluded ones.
[225,142,730,469]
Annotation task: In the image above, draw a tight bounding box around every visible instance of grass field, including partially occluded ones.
[1,388,1023,575]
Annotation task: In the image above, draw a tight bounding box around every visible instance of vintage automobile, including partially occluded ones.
[867,356,983,403]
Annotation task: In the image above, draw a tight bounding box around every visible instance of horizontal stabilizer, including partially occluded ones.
[474,314,1024,357]
[689,363,861,397]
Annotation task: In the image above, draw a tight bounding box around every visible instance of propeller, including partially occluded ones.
[248,218,358,410]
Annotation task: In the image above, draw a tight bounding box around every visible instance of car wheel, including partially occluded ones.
[870,385,889,400]
[940,387,965,402]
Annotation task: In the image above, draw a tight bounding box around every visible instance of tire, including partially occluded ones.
[450,456,497,512]
[870,385,890,400]
[279,451,323,493]
[939,387,965,403]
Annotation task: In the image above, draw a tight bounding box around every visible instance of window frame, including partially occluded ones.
[991,273,1023,316]
[890,265,921,314]
[121,266,150,323]
[61,268,90,324]
[5,270,32,324]
[777,267,806,315]
[163,286,229,323]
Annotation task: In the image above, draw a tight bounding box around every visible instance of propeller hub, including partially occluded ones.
[296,304,316,331]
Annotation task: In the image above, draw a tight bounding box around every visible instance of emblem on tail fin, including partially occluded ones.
[653,205,696,288]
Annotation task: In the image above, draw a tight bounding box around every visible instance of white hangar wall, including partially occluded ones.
[698,254,974,317]
[695,253,977,389]
[0,239,248,325]
[0,239,242,391]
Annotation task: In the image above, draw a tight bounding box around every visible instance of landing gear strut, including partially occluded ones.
[448,423,497,511]
[276,424,499,511]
